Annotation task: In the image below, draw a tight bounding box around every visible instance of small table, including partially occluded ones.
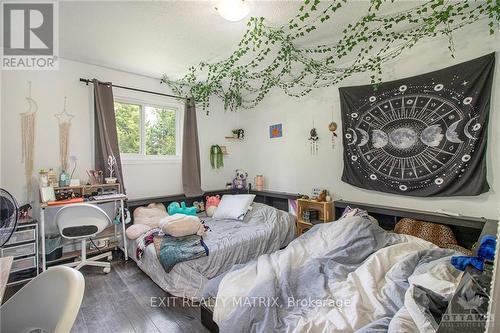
[39,187,128,271]
[296,199,333,236]
[0,256,13,304]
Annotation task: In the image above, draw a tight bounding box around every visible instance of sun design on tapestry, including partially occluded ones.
[340,54,493,196]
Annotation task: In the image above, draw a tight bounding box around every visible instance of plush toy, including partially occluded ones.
[232,169,248,190]
[126,203,168,240]
[205,195,221,217]
[193,201,205,213]
[167,201,197,216]
[159,214,206,237]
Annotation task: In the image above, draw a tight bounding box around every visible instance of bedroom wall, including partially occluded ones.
[0,58,244,202]
[239,23,500,220]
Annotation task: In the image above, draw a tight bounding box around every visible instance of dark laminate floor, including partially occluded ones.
[70,253,210,333]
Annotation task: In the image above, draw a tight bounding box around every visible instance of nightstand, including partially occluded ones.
[296,199,333,236]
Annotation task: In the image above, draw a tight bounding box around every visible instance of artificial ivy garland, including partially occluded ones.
[162,0,499,114]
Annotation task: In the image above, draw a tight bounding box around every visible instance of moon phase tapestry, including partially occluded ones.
[339,53,495,197]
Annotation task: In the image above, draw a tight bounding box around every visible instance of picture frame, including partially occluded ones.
[270,123,283,138]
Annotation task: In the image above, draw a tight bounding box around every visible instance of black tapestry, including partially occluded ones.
[339,53,495,197]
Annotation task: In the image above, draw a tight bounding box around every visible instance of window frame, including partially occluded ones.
[114,96,183,164]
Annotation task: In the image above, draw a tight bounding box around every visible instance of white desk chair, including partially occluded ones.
[55,203,113,273]
[1,266,85,333]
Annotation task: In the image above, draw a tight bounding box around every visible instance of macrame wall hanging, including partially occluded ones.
[54,97,74,171]
[308,122,319,156]
[20,81,37,201]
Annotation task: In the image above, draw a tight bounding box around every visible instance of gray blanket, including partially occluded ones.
[207,216,462,333]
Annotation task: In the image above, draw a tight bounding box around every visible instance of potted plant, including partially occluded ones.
[105,155,117,183]
[232,129,239,138]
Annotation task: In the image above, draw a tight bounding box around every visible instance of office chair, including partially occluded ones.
[1,266,85,333]
[55,203,113,273]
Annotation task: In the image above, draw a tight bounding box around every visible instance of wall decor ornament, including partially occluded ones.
[162,0,499,113]
[270,124,283,138]
[339,53,494,197]
[54,97,74,172]
[20,81,37,201]
[328,121,338,149]
[309,125,319,155]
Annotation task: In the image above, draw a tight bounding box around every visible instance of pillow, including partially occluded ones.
[341,206,379,225]
[126,224,154,240]
[394,218,458,248]
[159,214,206,237]
[213,194,256,220]
[133,203,168,228]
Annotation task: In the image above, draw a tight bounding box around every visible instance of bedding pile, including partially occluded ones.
[135,228,209,273]
[208,215,463,333]
[127,202,296,299]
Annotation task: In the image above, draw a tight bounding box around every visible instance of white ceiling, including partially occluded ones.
[59,1,418,78]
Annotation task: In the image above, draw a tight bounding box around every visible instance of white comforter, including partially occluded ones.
[211,216,462,333]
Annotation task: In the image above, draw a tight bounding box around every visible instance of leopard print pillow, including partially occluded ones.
[394,217,458,248]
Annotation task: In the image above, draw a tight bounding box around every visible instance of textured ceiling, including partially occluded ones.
[59,1,418,78]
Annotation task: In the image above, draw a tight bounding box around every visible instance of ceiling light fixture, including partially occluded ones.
[215,0,250,22]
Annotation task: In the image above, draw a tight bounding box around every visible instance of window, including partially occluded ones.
[114,100,180,160]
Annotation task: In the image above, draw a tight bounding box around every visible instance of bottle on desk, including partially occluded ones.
[59,170,70,187]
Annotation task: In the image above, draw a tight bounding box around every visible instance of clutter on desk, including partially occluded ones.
[58,170,70,187]
[40,187,56,203]
[105,155,117,184]
[39,170,49,187]
[87,170,103,185]
[47,168,58,187]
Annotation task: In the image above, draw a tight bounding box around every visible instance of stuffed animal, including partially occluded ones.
[205,195,221,217]
[126,203,168,240]
[159,214,206,237]
[232,169,248,190]
[193,201,205,213]
[317,190,328,202]
[167,201,197,216]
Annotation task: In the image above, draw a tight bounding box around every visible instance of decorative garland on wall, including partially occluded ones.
[162,0,499,113]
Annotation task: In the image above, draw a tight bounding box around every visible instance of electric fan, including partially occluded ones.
[0,188,19,248]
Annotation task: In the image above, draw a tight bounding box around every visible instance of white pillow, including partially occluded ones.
[213,194,256,220]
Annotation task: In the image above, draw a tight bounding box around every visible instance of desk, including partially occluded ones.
[39,194,128,271]
[0,256,13,304]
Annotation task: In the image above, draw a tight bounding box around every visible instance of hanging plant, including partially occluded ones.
[210,145,224,169]
[162,0,499,113]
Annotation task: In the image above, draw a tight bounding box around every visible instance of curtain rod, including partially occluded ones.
[79,78,186,100]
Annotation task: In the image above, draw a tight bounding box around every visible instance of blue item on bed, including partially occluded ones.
[167,201,197,216]
[477,235,496,261]
[451,234,496,271]
[450,256,484,271]
[158,234,209,273]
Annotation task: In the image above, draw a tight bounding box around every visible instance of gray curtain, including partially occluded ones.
[93,79,126,193]
[182,98,203,197]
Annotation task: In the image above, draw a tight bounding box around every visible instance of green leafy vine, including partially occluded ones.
[162,0,500,113]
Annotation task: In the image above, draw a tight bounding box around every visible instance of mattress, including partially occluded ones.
[127,203,296,299]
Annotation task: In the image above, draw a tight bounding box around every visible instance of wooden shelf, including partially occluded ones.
[296,199,333,236]
[224,137,244,140]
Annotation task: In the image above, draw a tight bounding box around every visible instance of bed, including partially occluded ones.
[203,213,494,333]
[127,202,296,299]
